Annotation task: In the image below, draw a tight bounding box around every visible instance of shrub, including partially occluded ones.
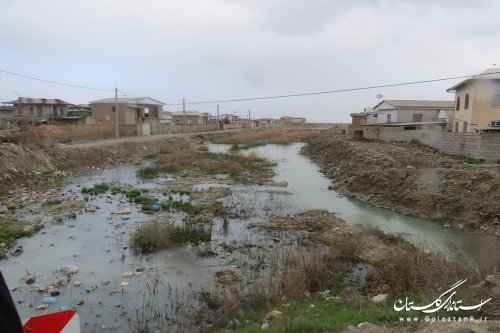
[138,166,160,179]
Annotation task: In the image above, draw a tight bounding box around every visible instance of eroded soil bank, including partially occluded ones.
[0,135,205,188]
[303,131,500,235]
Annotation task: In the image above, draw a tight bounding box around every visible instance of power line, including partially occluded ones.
[168,71,500,106]
[2,66,499,106]
[0,68,114,92]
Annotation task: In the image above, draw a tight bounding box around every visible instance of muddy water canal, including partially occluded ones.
[1,143,476,332]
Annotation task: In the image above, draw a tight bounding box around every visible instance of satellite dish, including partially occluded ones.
[376,94,383,99]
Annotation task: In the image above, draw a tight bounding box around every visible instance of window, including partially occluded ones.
[463,122,468,132]
[456,96,461,111]
[412,113,423,122]
[492,90,500,108]
[112,106,116,112]
[386,114,392,123]
[454,122,459,132]
[464,93,469,109]
[29,107,34,115]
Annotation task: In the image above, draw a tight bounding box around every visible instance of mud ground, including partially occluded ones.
[304,131,500,236]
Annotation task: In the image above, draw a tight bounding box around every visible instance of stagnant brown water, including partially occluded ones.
[0,143,486,332]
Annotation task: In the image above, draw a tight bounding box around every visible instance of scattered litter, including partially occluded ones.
[371,294,388,303]
[85,285,98,293]
[120,281,129,286]
[36,304,49,310]
[59,265,79,276]
[42,296,58,305]
[115,208,131,215]
[121,271,143,278]
[73,281,81,287]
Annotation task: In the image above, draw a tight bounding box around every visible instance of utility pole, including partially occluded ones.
[183,98,186,133]
[217,104,219,131]
[248,109,250,120]
[115,87,119,139]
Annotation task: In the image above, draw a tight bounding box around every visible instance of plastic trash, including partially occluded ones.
[121,271,134,278]
[42,296,58,305]
[150,203,161,211]
[60,265,79,275]
[121,216,130,221]
[58,305,70,311]
[116,208,131,215]
[120,281,129,286]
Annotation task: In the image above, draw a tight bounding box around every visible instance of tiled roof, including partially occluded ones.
[377,100,454,109]
[171,111,206,116]
[8,97,70,105]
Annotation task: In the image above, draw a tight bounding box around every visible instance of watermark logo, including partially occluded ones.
[394,279,491,314]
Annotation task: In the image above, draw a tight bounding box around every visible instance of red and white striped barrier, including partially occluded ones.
[23,310,80,333]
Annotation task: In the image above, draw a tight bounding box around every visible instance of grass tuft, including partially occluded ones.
[81,183,111,195]
[0,218,44,257]
[129,221,211,254]
[0,188,11,198]
[138,166,160,179]
[158,148,274,179]
[43,199,63,206]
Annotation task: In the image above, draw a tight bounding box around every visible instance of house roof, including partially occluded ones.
[7,97,70,105]
[378,121,448,127]
[170,111,207,116]
[447,68,500,92]
[375,100,455,110]
[90,97,165,106]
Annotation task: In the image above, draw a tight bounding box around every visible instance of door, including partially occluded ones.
[142,124,151,136]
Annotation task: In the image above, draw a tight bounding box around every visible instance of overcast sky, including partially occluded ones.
[1,0,499,122]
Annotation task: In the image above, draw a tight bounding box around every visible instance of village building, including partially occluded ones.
[447,68,500,132]
[171,111,210,125]
[6,97,70,119]
[90,97,164,125]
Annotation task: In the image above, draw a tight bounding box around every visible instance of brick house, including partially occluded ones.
[7,97,70,119]
[90,97,164,125]
[171,111,210,125]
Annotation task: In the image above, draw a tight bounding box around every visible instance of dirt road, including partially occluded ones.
[58,129,237,149]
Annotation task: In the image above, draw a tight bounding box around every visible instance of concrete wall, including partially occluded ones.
[156,122,218,134]
[362,126,380,139]
[378,126,500,161]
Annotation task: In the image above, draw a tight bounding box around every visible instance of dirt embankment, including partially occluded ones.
[303,132,500,234]
[0,136,204,188]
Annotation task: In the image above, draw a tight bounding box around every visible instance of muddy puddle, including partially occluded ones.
[0,143,479,332]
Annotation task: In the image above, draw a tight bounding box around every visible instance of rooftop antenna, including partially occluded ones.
[376,93,383,104]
